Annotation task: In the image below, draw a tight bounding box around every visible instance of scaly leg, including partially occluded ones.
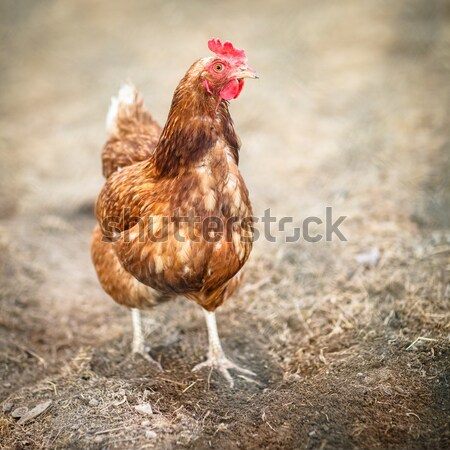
[131,308,162,370]
[192,309,256,387]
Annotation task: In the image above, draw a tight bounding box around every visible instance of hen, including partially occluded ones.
[91,39,257,387]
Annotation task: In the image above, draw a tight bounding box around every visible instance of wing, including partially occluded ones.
[95,159,159,237]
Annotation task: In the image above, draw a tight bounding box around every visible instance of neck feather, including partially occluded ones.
[151,66,240,177]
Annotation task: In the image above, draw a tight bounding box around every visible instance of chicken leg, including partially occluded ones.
[192,309,255,387]
[131,308,162,370]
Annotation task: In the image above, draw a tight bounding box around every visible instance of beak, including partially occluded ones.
[237,66,258,80]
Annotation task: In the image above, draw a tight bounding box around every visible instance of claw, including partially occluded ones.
[132,345,163,371]
[195,309,257,388]
[193,355,255,388]
[130,308,163,371]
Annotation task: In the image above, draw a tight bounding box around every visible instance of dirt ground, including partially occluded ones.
[0,0,449,449]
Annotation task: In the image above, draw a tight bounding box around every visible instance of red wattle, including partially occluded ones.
[219,79,244,100]
[236,79,244,98]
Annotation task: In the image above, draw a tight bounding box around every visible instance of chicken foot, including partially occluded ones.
[193,309,256,388]
[131,308,162,370]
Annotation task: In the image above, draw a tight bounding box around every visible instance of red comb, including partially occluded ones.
[208,38,247,65]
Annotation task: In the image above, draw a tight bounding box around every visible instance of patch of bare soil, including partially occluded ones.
[0,0,449,449]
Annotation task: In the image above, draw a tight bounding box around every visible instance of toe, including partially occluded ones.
[219,367,235,388]
[192,361,208,372]
[133,350,163,371]
[231,365,256,377]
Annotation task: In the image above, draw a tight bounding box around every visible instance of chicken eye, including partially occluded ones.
[213,63,224,73]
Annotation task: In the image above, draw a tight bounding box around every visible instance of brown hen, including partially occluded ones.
[91,39,258,386]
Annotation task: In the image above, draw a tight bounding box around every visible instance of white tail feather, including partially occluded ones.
[105,83,137,134]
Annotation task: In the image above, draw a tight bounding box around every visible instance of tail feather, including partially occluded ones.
[101,83,162,178]
[105,83,138,135]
